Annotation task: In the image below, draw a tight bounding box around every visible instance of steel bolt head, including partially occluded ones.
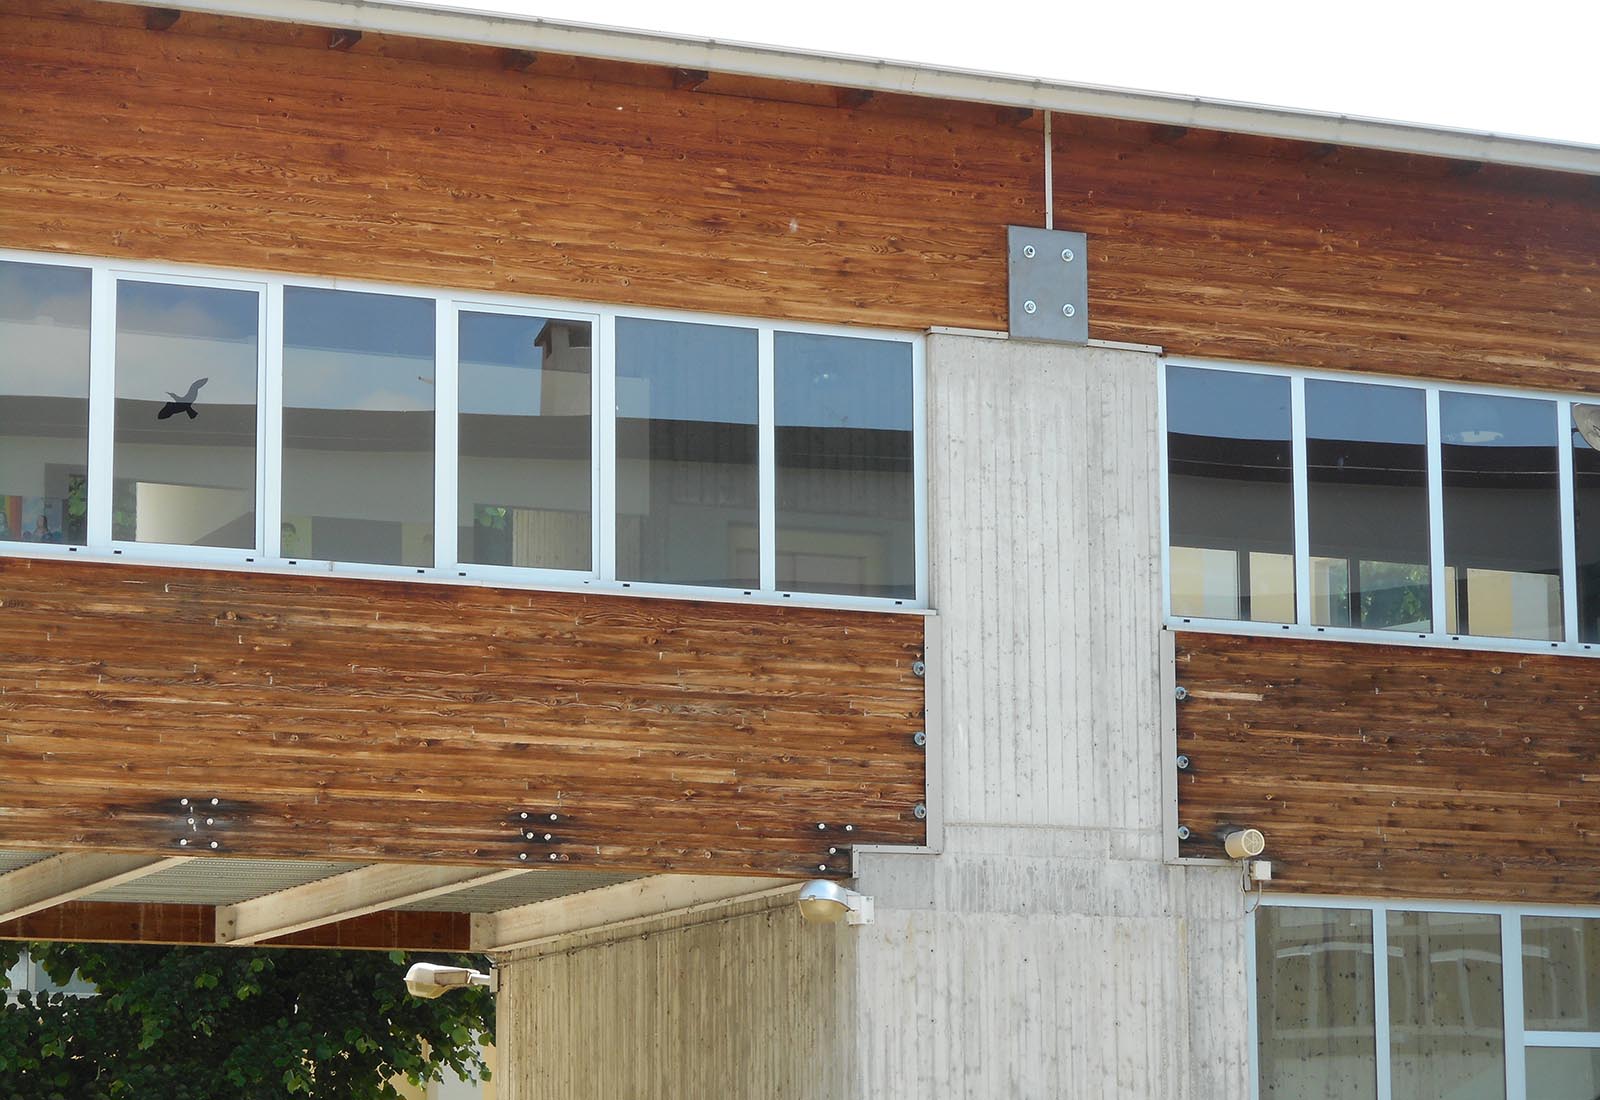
[1023,299,1038,315]
[1177,825,1192,841]
[1061,247,1075,262]
[911,660,927,677]
[913,802,928,820]
[543,833,552,841]
[208,841,219,850]
[913,730,927,747]
[1062,303,1076,318]
[1022,244,1037,259]
[1176,754,1191,770]
[519,852,529,861]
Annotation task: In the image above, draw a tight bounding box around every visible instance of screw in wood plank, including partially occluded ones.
[1176,755,1190,771]
[1174,685,1189,701]
[913,803,928,820]
[913,730,927,747]
[1177,825,1192,841]
[911,660,927,677]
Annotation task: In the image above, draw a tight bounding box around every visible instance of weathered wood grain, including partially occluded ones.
[0,900,471,950]
[0,558,926,876]
[1174,631,1600,903]
[2,2,1599,390]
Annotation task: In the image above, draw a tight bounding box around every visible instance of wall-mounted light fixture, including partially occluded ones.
[796,880,874,926]
[1220,827,1266,861]
[403,962,496,999]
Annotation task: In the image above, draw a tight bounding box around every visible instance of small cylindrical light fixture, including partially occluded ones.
[1222,827,1266,860]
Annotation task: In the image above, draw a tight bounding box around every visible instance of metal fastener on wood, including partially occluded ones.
[1177,825,1191,841]
[913,802,928,820]
[911,660,926,677]
[913,730,927,747]
[1174,685,1189,701]
[1176,754,1190,770]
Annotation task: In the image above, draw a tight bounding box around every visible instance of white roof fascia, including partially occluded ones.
[112,0,1600,177]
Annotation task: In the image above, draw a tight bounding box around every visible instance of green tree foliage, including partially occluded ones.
[0,942,493,1100]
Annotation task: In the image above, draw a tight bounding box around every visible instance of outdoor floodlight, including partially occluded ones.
[796,880,874,926]
[404,962,497,1000]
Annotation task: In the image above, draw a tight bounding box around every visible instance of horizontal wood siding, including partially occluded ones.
[1174,631,1600,903]
[3,2,1599,390]
[0,558,925,875]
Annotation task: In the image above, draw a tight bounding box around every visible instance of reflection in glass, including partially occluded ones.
[615,318,757,588]
[1527,1048,1600,1100]
[1441,392,1562,640]
[1307,380,1431,631]
[281,288,435,567]
[458,313,591,571]
[1387,910,1505,1100]
[1256,906,1377,1099]
[1166,367,1295,621]
[1524,916,1600,1030]
[114,281,258,548]
[0,260,91,546]
[774,332,914,599]
[1573,405,1600,642]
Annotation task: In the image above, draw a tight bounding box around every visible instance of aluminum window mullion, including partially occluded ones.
[1374,904,1394,1100]
[757,327,776,593]
[433,300,459,572]
[1158,360,1172,620]
[596,312,618,582]
[261,282,284,559]
[1558,398,1579,645]
[1291,375,1310,626]
[1525,1031,1600,1048]
[911,336,929,606]
[1503,912,1528,1100]
[85,266,115,549]
[1426,388,1448,637]
[1245,910,1261,1100]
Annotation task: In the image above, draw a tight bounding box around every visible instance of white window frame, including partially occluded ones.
[1160,355,1594,658]
[0,247,927,612]
[1250,895,1600,1100]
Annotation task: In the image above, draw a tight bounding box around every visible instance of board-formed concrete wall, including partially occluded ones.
[497,335,1251,1099]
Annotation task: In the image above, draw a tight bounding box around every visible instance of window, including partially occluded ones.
[457,310,592,572]
[0,260,90,546]
[615,318,758,588]
[775,331,915,599]
[1165,361,1597,655]
[1306,380,1430,632]
[1165,365,1295,622]
[0,252,924,608]
[1255,902,1600,1100]
[113,279,261,549]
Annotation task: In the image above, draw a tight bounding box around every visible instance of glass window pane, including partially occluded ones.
[1441,392,1562,641]
[458,312,591,571]
[282,288,434,567]
[1387,910,1505,1100]
[1527,1048,1600,1100]
[614,318,757,588]
[1524,916,1600,1030]
[1256,906,1378,1100]
[113,281,258,548]
[0,260,91,546]
[774,332,914,600]
[1573,404,1600,642]
[1306,380,1431,631]
[1166,366,1295,622]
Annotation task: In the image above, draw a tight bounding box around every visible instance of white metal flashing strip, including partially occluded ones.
[112,0,1600,176]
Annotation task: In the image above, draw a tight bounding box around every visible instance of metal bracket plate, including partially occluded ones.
[1007,225,1088,343]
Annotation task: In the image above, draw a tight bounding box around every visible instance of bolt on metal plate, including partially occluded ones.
[1007,226,1088,343]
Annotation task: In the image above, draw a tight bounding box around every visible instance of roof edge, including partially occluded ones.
[118,0,1600,177]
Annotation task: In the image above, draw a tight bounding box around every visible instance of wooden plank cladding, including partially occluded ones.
[0,557,926,877]
[1174,631,1600,904]
[3,2,1600,391]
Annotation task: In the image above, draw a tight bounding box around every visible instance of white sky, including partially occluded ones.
[424,0,1600,147]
